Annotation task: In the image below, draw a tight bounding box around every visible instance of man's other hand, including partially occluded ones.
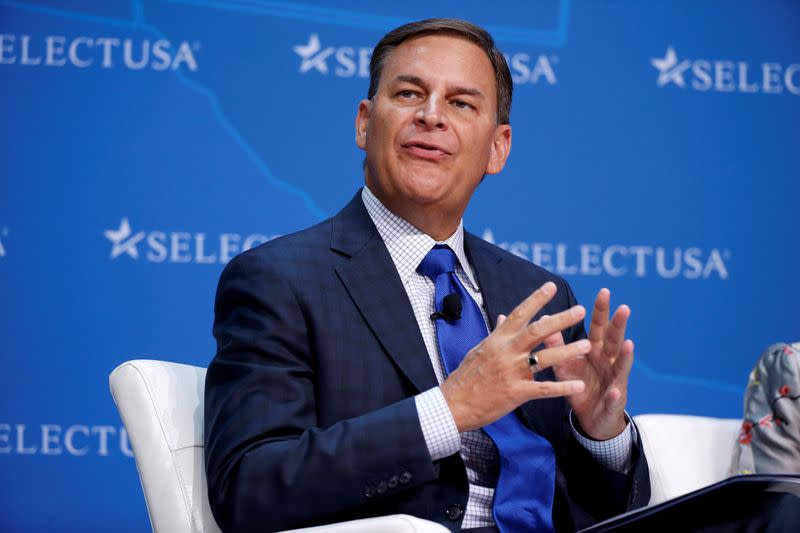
[548,288,633,440]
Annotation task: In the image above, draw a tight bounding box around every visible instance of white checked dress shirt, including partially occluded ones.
[361,186,635,529]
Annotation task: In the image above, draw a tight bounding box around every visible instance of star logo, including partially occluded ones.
[651,46,691,88]
[293,34,334,74]
[104,218,145,259]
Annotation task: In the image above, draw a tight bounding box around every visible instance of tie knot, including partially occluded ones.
[417,244,458,281]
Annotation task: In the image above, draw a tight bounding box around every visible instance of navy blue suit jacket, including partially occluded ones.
[204,192,650,532]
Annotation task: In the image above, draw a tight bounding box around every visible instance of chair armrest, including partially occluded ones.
[282,514,450,532]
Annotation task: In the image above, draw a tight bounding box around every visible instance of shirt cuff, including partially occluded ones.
[570,410,637,474]
[414,387,461,461]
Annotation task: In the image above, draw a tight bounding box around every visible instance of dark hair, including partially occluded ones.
[368,18,513,125]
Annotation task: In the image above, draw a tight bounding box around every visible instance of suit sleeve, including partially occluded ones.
[204,251,439,532]
[555,279,651,529]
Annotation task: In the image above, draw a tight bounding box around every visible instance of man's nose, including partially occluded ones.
[414,97,448,130]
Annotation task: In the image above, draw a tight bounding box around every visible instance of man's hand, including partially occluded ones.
[440,281,591,433]
[547,289,634,440]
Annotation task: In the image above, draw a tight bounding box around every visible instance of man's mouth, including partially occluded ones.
[402,141,451,161]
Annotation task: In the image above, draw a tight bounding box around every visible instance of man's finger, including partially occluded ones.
[499,281,557,333]
[543,333,564,348]
[538,315,565,348]
[495,314,507,329]
[543,333,564,349]
[588,288,611,344]
[611,339,635,382]
[521,379,585,401]
[602,305,630,362]
[530,339,591,370]
[511,305,585,353]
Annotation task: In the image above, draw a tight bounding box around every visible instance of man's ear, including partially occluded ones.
[486,124,512,175]
[355,99,372,150]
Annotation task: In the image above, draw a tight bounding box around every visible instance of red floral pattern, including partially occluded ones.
[734,343,800,475]
[739,421,753,445]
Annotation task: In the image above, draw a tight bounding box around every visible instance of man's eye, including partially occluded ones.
[398,90,417,99]
[452,100,474,110]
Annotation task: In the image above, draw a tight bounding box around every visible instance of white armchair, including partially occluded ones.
[633,413,742,504]
[109,359,745,529]
[109,359,448,533]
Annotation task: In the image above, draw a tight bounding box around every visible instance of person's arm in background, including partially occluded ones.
[733,342,800,475]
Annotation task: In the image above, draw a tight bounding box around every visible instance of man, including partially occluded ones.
[205,19,650,533]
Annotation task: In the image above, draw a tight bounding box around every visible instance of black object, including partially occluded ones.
[579,474,800,532]
[430,294,462,322]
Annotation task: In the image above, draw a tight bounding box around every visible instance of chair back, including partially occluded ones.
[634,414,741,504]
[110,359,221,533]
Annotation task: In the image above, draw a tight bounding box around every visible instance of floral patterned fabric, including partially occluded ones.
[731,342,800,475]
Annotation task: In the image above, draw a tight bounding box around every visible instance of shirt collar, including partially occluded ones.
[361,186,478,288]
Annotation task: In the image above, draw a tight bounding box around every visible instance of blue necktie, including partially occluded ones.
[418,244,556,533]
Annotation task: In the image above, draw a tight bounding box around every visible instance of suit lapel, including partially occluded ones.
[464,232,512,331]
[465,231,552,333]
[331,193,438,394]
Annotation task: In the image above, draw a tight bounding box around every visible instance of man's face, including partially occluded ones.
[356,34,511,223]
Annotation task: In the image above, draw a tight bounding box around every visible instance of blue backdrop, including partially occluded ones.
[1,0,798,530]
